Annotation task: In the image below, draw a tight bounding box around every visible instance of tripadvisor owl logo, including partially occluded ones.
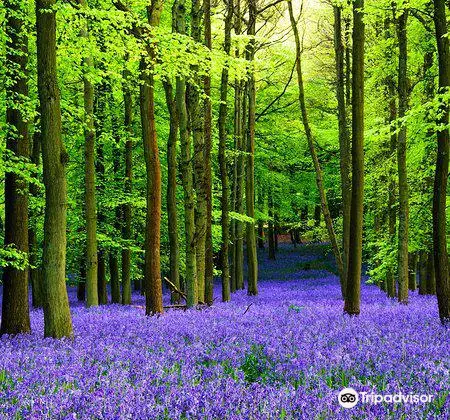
[338,387,359,408]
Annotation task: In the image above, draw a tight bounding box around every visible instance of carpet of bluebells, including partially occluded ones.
[0,244,449,419]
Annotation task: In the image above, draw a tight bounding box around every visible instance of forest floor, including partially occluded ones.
[0,243,449,419]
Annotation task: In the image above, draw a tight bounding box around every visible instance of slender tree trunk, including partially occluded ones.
[140,0,164,315]
[29,124,43,308]
[218,0,234,302]
[344,0,365,315]
[289,1,344,296]
[397,10,409,304]
[386,16,397,299]
[80,3,99,307]
[257,185,265,249]
[163,81,181,304]
[36,0,73,338]
[121,64,133,305]
[246,0,258,296]
[432,0,450,323]
[174,0,197,307]
[1,0,31,335]
[334,5,351,292]
[95,78,107,305]
[77,260,86,301]
[204,0,214,304]
[110,94,121,304]
[189,0,207,302]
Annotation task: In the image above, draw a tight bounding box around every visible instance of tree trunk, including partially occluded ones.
[427,252,436,295]
[1,0,31,335]
[174,0,197,308]
[80,2,99,307]
[204,0,214,304]
[432,0,450,323]
[95,78,108,305]
[163,81,181,304]
[218,0,234,302]
[189,0,207,302]
[36,0,73,338]
[397,10,409,304]
[288,1,344,296]
[385,16,397,299]
[257,185,265,249]
[334,5,351,291]
[344,0,365,315]
[140,0,164,315]
[246,0,258,296]
[121,63,133,305]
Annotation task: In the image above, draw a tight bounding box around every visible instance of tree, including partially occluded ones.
[396,8,409,304]
[288,0,344,297]
[218,0,234,302]
[174,0,198,308]
[344,0,365,316]
[246,0,258,296]
[35,0,73,338]
[80,0,99,308]
[140,0,164,315]
[432,0,450,324]
[1,0,31,335]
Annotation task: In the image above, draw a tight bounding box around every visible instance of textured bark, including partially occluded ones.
[140,0,164,315]
[385,17,397,299]
[95,78,107,305]
[189,0,207,302]
[289,1,344,296]
[110,93,121,304]
[174,0,197,308]
[246,0,258,296]
[218,0,234,302]
[1,0,31,335]
[334,6,351,293]
[432,0,450,323]
[344,0,364,315]
[204,0,214,304]
[36,0,73,338]
[397,10,409,304]
[163,81,181,304]
[121,64,133,305]
[80,2,99,307]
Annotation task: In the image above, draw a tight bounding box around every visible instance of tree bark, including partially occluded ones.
[344,0,365,315]
[334,5,351,292]
[432,0,450,323]
[80,0,99,307]
[121,63,133,305]
[397,10,409,304]
[218,0,234,302]
[174,0,197,308]
[288,1,344,296]
[268,187,276,260]
[1,0,31,335]
[189,0,207,302]
[35,0,73,338]
[140,0,164,315]
[163,80,181,304]
[246,0,258,296]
